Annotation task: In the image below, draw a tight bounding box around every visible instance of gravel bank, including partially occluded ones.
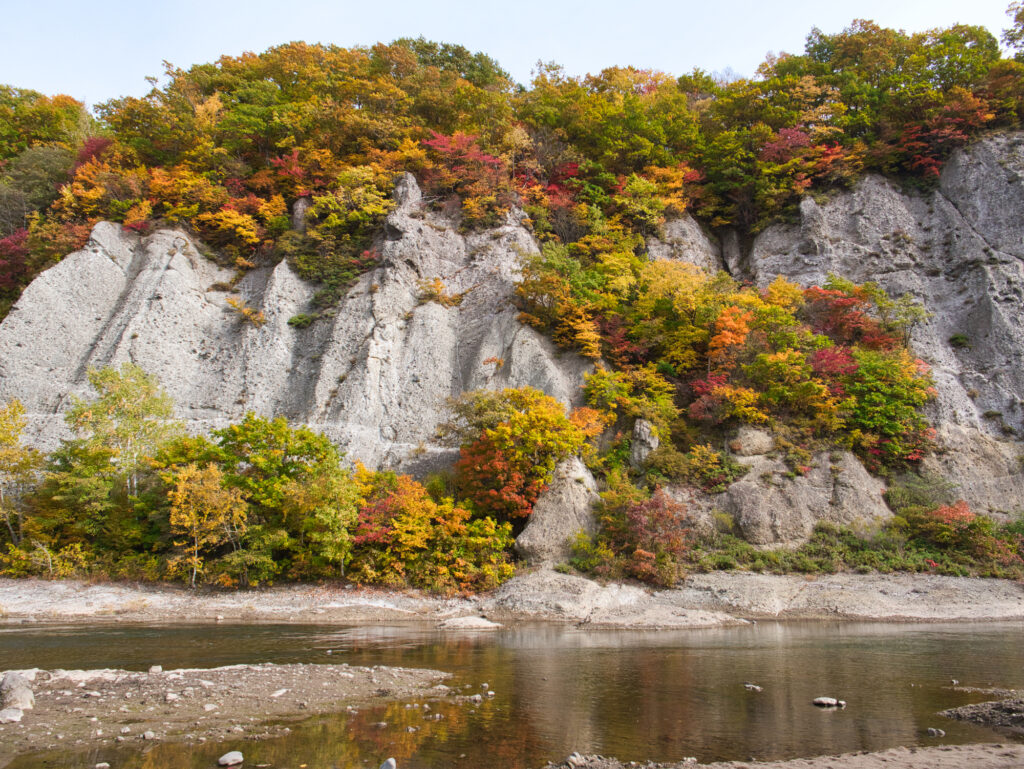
[544,744,1024,769]
[2,570,1022,628]
[0,662,449,764]
[941,697,1024,733]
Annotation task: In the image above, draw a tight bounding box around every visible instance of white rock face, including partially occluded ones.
[0,175,592,472]
[741,133,1024,515]
[647,215,724,273]
[729,426,775,457]
[629,418,659,468]
[515,457,600,565]
[678,451,891,547]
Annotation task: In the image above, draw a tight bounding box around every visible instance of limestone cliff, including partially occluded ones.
[2,136,1024,545]
[0,174,592,474]
[740,132,1024,516]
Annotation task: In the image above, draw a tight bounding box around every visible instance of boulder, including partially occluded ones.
[0,671,34,710]
[681,451,891,547]
[515,457,600,565]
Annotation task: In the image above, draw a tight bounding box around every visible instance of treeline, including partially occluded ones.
[3,14,1024,315]
[0,365,599,590]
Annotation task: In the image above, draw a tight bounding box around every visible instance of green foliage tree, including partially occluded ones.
[64,363,182,497]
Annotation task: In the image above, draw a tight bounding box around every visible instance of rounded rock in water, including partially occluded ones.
[218,750,244,766]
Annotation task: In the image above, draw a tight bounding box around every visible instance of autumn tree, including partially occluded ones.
[64,363,182,496]
[445,387,587,520]
[0,399,43,545]
[167,462,248,587]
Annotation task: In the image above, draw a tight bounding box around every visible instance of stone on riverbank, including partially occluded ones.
[0,672,34,710]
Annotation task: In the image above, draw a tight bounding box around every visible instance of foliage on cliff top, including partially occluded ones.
[1,11,1023,313]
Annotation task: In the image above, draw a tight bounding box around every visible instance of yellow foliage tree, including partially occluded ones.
[167,462,248,587]
[0,399,42,545]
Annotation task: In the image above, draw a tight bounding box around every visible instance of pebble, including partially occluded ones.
[165,692,179,702]
[219,750,244,766]
[0,707,23,723]
[744,683,763,692]
[148,665,162,674]
[142,730,156,740]
[204,703,219,712]
[812,697,847,708]
[380,759,397,769]
[270,688,288,698]
[927,727,947,737]
[95,763,111,769]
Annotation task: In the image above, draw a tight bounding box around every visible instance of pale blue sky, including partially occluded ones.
[2,0,1017,106]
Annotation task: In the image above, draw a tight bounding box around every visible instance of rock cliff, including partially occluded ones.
[741,132,1024,516]
[0,174,592,474]
[2,136,1024,544]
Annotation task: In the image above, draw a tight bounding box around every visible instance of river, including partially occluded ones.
[1,620,1022,768]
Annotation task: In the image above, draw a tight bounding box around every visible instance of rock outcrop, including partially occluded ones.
[0,174,592,473]
[736,133,1024,515]
[515,457,600,565]
[676,449,891,547]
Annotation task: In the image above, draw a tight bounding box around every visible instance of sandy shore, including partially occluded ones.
[1,570,1023,627]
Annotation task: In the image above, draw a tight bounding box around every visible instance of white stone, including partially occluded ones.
[218,751,244,766]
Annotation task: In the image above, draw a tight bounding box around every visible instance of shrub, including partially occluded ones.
[681,444,748,493]
[448,387,587,520]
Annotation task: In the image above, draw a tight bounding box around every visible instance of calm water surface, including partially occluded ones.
[1,620,1022,768]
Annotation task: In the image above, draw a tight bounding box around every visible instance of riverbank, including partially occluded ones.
[549,744,1024,769]
[0,662,450,765]
[1,570,1023,627]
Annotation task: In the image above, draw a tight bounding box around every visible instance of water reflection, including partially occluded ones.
[1,620,1022,768]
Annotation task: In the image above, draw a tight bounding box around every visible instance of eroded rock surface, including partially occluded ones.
[677,450,890,547]
[516,457,600,565]
[741,133,1024,514]
[0,174,591,472]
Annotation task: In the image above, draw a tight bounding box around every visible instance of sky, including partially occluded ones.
[1,0,1018,107]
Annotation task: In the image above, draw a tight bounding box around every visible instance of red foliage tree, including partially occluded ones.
[0,229,29,292]
[454,434,546,520]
